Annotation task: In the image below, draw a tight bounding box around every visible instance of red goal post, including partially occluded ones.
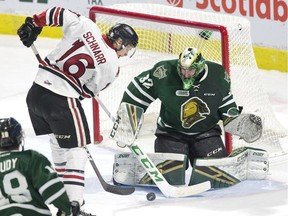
[89,4,287,157]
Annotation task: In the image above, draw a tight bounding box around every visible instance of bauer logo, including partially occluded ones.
[167,0,183,8]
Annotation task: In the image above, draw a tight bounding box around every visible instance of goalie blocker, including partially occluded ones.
[110,102,144,148]
[113,147,269,188]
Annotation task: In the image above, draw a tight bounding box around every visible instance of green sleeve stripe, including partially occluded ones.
[132,79,156,102]
[222,91,232,101]
[126,89,150,107]
[39,178,62,194]
[44,187,66,205]
[219,98,236,109]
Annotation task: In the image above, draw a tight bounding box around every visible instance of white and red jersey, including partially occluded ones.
[33,7,119,98]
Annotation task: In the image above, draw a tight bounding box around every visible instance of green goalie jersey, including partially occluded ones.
[121,59,239,135]
[0,149,71,216]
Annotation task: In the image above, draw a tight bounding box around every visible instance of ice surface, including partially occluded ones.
[0,35,287,216]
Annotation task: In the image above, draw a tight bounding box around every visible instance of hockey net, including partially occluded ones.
[89,4,288,158]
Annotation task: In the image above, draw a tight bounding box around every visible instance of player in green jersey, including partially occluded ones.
[119,47,262,169]
[0,117,83,216]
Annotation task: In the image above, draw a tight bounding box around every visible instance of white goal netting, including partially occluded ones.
[90,3,288,158]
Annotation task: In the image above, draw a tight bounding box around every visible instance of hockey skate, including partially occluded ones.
[56,201,96,216]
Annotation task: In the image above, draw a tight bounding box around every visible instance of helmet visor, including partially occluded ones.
[118,44,137,58]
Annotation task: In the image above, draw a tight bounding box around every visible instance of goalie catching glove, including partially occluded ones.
[224,113,263,143]
[110,102,144,148]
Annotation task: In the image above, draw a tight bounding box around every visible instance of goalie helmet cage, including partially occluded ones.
[89,4,287,158]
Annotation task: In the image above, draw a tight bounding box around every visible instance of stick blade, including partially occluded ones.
[165,181,211,198]
[85,146,135,195]
[102,183,135,195]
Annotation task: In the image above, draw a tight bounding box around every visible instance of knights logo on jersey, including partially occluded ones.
[153,65,167,79]
[181,97,210,128]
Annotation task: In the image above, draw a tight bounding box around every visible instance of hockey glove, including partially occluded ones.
[17,17,42,47]
[224,114,262,143]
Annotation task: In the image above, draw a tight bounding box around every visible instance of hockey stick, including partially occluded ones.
[30,43,135,195]
[94,95,211,198]
[84,146,135,195]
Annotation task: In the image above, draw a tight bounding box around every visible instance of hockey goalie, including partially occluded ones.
[110,47,268,189]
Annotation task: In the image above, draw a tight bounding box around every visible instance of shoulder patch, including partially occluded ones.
[153,65,167,79]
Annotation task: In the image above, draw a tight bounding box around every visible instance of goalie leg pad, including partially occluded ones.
[189,147,269,188]
[113,152,187,186]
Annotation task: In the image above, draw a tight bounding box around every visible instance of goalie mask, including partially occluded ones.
[177,47,206,90]
[0,117,23,149]
[107,23,139,57]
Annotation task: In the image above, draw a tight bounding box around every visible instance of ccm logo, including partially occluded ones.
[54,134,71,139]
[207,147,223,157]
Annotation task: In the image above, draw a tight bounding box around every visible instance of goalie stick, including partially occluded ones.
[94,95,211,198]
[30,43,135,195]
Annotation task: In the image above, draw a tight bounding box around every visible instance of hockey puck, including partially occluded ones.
[146,192,156,201]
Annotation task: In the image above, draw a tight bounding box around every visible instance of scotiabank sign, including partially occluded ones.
[164,0,287,49]
[195,0,287,22]
[166,0,287,22]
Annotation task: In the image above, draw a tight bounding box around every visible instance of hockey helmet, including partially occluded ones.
[177,47,206,90]
[107,23,139,48]
[0,117,23,149]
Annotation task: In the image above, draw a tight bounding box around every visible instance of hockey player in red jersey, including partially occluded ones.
[0,117,83,216]
[17,7,138,213]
